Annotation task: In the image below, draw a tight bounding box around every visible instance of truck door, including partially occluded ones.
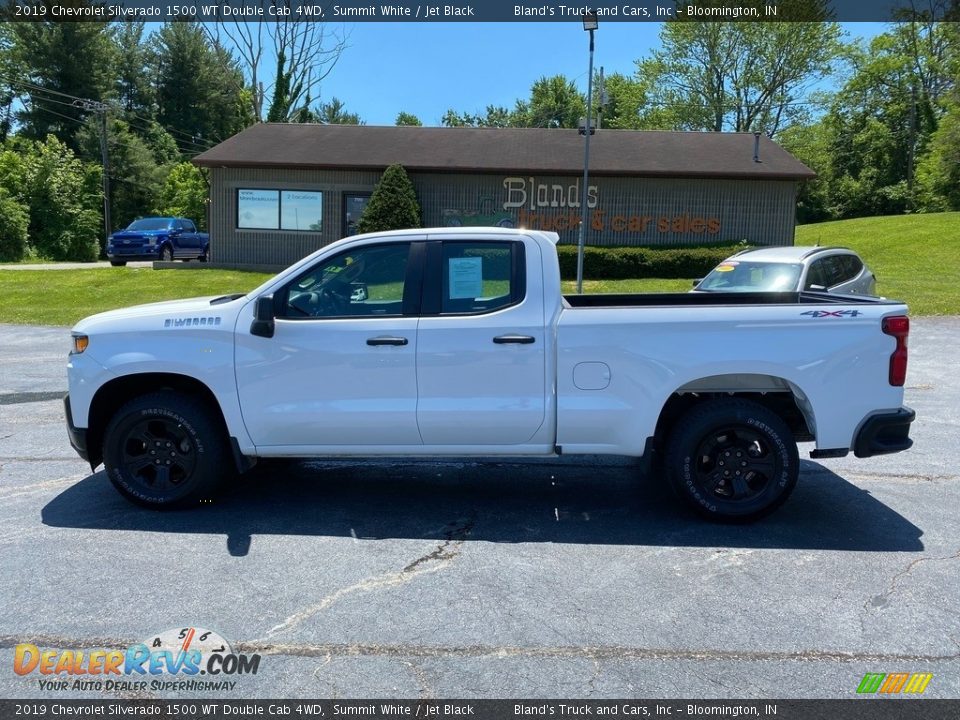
[175,219,200,253]
[235,240,425,447]
[415,238,547,445]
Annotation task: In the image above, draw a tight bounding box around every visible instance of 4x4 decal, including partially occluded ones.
[801,310,862,318]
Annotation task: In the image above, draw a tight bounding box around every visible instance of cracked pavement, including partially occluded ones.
[0,319,958,698]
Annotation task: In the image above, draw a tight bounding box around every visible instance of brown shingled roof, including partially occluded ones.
[193,124,815,180]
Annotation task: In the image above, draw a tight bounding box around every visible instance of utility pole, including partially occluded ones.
[576,13,598,295]
[74,99,111,252]
[907,84,917,209]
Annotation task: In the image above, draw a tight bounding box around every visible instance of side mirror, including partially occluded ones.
[250,295,275,338]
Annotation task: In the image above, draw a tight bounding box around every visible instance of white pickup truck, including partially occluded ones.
[65,228,914,521]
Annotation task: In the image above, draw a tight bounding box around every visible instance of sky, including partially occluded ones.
[312,21,890,126]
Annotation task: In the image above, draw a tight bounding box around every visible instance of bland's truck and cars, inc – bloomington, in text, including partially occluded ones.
[64,228,915,521]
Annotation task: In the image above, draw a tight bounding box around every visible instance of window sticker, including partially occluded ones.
[449,257,484,299]
[281,190,322,230]
[238,189,279,229]
[715,262,738,272]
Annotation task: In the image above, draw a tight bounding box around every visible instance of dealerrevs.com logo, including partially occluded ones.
[13,627,261,693]
[856,672,933,695]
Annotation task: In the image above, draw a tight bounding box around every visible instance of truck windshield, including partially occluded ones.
[126,218,173,231]
[698,261,803,292]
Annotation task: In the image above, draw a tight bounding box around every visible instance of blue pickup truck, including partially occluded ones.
[107,217,209,266]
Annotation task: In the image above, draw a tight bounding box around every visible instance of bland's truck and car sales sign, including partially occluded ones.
[191,124,813,268]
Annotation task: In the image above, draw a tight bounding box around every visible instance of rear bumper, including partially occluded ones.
[63,395,90,462]
[853,406,915,458]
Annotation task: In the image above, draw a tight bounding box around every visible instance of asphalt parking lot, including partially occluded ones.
[0,318,958,699]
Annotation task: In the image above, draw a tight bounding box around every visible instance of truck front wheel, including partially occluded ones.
[665,399,798,522]
[102,391,229,509]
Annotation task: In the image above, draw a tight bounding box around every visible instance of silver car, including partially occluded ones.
[694,246,877,295]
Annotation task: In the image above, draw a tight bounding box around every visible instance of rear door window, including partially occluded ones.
[841,255,863,279]
[440,242,524,314]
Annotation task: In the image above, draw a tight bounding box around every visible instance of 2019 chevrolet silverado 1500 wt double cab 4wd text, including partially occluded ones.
[65,228,915,521]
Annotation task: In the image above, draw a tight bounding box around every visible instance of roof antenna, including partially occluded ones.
[753,132,762,163]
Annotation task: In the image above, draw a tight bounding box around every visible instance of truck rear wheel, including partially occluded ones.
[665,399,798,522]
[102,391,229,509]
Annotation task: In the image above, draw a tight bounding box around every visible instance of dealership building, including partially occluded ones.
[192,123,814,269]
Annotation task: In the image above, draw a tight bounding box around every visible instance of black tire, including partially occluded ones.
[198,252,208,263]
[102,391,230,509]
[109,260,126,267]
[160,245,174,262]
[665,399,798,522]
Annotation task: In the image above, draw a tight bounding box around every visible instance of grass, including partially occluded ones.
[563,278,692,294]
[795,212,960,316]
[0,212,955,325]
[0,267,272,326]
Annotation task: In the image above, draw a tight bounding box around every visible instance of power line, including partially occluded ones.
[26,99,87,126]
[0,71,218,151]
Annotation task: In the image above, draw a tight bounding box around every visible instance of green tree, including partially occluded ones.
[513,75,585,128]
[815,22,957,217]
[10,19,117,152]
[355,164,420,234]
[266,49,298,123]
[596,72,649,130]
[155,22,251,151]
[777,120,834,223]
[113,22,156,122]
[442,75,585,129]
[0,24,18,142]
[636,20,843,135]
[317,97,363,124]
[441,105,513,127]
[0,187,29,262]
[158,163,209,230]
[395,111,422,126]
[917,93,960,209]
[7,136,102,261]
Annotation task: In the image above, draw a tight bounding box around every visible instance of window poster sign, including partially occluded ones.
[449,257,484,299]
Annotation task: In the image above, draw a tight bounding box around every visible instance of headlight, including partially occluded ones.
[71,334,89,354]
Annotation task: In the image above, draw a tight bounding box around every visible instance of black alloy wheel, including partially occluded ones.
[665,398,799,522]
[103,391,229,508]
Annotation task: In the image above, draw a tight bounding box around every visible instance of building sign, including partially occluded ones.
[500,176,722,237]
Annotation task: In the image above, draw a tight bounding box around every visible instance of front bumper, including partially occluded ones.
[107,247,157,261]
[853,406,915,458]
[63,394,90,462]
